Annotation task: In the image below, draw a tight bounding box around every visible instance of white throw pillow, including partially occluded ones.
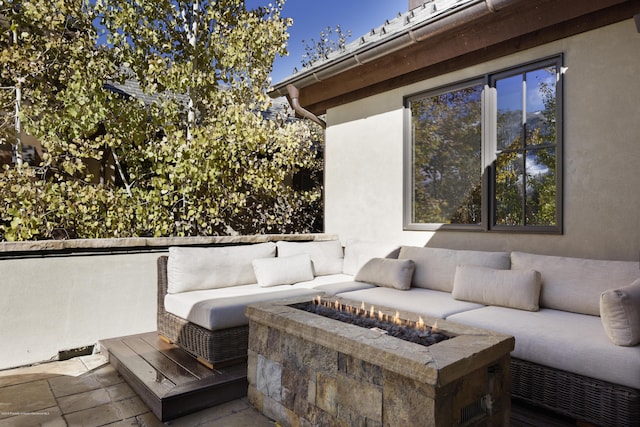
[167,242,276,293]
[354,258,415,290]
[600,279,640,346]
[452,265,542,311]
[252,254,314,287]
[276,240,343,276]
[343,240,400,275]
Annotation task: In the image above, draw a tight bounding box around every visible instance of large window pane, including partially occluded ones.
[494,63,558,228]
[411,84,482,224]
[405,56,561,233]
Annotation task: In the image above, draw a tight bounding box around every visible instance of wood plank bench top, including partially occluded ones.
[100,332,247,421]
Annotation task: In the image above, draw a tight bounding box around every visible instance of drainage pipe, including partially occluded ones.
[286,84,326,129]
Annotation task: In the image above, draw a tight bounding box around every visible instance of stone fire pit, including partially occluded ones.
[246,296,514,426]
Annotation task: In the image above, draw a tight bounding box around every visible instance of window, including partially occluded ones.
[405,56,562,233]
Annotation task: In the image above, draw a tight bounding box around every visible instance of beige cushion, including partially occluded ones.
[354,258,415,290]
[600,279,640,346]
[511,251,640,316]
[343,240,400,275]
[167,243,276,293]
[398,246,511,292]
[252,254,314,287]
[276,240,343,276]
[452,265,541,311]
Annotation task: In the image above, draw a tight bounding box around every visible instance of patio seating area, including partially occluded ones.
[0,340,580,427]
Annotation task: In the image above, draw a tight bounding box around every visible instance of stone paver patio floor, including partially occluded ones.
[0,354,273,427]
[0,352,575,427]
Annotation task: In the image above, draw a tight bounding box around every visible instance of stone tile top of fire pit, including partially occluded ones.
[245,296,515,388]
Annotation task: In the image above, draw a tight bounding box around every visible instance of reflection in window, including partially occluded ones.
[410,83,482,224]
[494,65,558,227]
[406,56,562,232]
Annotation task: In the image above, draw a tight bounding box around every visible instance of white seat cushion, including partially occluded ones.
[291,273,375,296]
[165,284,318,330]
[336,287,485,319]
[447,306,640,389]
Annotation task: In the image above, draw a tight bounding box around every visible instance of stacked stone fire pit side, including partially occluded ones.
[246,296,514,427]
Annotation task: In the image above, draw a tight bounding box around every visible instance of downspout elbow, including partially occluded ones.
[286,84,326,129]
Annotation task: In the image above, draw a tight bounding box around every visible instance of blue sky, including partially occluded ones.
[246,0,407,84]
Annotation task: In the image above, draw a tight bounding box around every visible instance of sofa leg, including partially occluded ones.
[158,334,173,344]
[197,357,215,370]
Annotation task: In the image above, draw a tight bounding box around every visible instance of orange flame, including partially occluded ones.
[394,311,401,325]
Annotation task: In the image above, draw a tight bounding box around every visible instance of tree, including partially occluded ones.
[300,24,351,70]
[411,85,483,224]
[0,0,323,241]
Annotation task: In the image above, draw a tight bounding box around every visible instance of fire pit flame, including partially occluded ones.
[295,297,451,347]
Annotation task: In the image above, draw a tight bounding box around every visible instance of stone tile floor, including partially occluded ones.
[0,353,576,427]
[0,353,273,427]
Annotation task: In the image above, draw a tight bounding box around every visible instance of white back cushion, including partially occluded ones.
[342,240,400,275]
[276,240,343,276]
[511,251,640,316]
[398,246,511,292]
[167,242,276,293]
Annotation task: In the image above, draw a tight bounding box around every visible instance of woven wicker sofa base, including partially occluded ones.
[512,357,640,427]
[158,311,249,366]
[157,255,249,366]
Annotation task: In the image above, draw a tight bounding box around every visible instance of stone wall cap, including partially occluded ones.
[0,234,339,255]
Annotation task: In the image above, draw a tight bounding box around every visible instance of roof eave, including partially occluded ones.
[269,0,639,115]
[269,0,491,98]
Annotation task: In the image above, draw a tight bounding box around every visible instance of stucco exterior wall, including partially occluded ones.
[0,234,334,370]
[0,251,160,370]
[325,19,640,261]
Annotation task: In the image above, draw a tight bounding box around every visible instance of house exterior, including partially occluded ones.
[270,0,640,261]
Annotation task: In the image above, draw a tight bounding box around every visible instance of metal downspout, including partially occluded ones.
[286,84,326,129]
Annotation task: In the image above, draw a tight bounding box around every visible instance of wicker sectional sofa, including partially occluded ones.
[157,238,640,426]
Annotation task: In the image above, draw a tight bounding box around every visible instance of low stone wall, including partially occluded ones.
[0,234,335,371]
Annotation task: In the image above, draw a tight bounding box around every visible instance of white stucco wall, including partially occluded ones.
[324,19,640,262]
[0,251,161,370]
[0,234,333,370]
